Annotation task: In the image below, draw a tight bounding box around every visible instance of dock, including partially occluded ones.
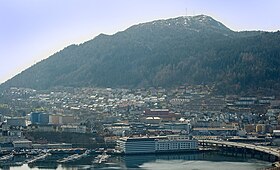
[0,153,14,161]
[26,152,51,164]
[57,150,90,163]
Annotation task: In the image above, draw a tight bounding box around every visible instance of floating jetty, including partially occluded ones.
[26,152,51,164]
[0,161,23,167]
[57,150,90,163]
[0,153,14,161]
[49,148,88,154]
[93,152,110,164]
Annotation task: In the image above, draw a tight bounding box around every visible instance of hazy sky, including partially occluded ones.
[0,0,279,84]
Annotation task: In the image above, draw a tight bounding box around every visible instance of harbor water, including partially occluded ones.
[5,152,272,170]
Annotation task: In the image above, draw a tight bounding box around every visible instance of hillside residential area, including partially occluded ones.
[1,85,280,151]
[1,0,280,169]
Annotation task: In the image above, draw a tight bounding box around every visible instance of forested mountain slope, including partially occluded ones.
[2,15,280,94]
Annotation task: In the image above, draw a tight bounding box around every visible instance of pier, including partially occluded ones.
[57,150,90,163]
[26,152,52,164]
[0,153,14,161]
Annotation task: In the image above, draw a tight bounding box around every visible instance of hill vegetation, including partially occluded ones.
[2,15,280,95]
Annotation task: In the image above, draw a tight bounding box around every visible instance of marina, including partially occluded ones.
[0,144,277,167]
[0,148,93,169]
[2,151,272,170]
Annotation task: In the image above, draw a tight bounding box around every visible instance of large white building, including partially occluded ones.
[156,135,197,152]
[117,137,156,154]
[116,135,198,154]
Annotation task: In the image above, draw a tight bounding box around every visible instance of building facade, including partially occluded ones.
[116,135,198,154]
[117,137,156,154]
[7,117,26,127]
[155,135,198,152]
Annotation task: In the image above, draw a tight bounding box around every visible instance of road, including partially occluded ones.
[199,140,280,158]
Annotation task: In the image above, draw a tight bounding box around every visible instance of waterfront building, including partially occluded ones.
[156,135,197,152]
[30,112,49,124]
[116,135,198,154]
[31,112,75,125]
[49,114,61,124]
[39,113,50,124]
[0,142,14,151]
[32,143,72,149]
[0,124,25,143]
[117,137,156,154]
[30,112,41,124]
[6,117,26,127]
[13,140,32,149]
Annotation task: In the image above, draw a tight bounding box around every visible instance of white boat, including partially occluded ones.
[93,152,110,164]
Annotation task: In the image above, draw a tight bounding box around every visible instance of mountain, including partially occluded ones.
[1,15,280,94]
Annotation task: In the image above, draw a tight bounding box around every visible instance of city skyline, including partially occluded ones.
[1,0,279,84]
